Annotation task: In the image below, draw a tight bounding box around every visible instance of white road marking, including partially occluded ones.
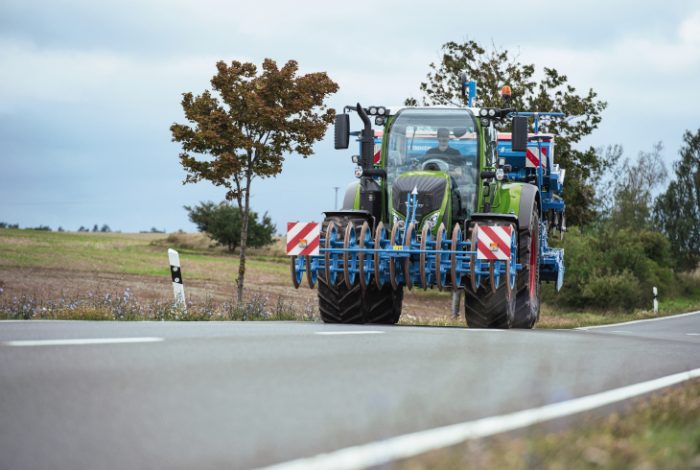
[687,333,700,336]
[315,331,384,336]
[4,337,164,347]
[577,310,700,330]
[258,367,700,470]
[461,329,505,332]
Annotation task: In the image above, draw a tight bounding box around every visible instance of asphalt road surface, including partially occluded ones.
[1,313,699,470]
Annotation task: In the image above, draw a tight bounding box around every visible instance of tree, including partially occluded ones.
[610,142,667,230]
[406,40,608,226]
[184,201,276,252]
[171,59,338,303]
[654,129,700,271]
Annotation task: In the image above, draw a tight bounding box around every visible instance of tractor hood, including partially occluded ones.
[390,172,450,228]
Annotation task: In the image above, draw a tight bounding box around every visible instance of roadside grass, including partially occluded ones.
[1,228,698,327]
[0,288,318,322]
[393,379,700,469]
[396,299,700,329]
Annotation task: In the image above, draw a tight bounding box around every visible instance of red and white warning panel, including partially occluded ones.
[476,225,513,261]
[525,146,547,168]
[373,142,382,164]
[286,222,321,256]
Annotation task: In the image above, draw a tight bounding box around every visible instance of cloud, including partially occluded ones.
[519,7,700,115]
[0,37,229,111]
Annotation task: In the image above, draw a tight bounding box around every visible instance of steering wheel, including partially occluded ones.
[420,152,463,170]
[421,158,450,172]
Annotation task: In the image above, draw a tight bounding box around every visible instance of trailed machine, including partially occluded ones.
[287,80,566,328]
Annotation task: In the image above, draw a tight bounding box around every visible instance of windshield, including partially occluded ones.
[386,108,479,217]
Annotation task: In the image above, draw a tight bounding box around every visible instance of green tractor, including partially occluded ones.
[288,81,566,328]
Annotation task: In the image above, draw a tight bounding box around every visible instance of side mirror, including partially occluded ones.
[334,114,350,149]
[511,116,528,152]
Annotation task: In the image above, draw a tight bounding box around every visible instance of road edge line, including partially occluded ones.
[575,309,700,330]
[258,367,700,470]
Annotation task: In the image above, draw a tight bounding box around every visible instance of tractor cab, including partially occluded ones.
[384,108,479,231]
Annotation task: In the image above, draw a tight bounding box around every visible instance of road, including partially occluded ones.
[1,313,699,470]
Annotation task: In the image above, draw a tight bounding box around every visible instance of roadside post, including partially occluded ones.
[168,249,186,311]
[653,286,658,314]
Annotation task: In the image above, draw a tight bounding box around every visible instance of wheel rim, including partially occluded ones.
[389,223,402,290]
[358,222,371,291]
[435,224,446,291]
[343,224,357,289]
[419,223,433,289]
[290,255,301,288]
[374,222,387,289]
[324,221,336,285]
[450,223,462,292]
[404,223,416,290]
[305,255,316,288]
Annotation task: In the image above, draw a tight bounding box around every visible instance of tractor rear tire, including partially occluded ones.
[512,207,540,329]
[317,215,403,324]
[464,222,516,329]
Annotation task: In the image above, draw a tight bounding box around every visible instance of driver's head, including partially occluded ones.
[437,128,450,151]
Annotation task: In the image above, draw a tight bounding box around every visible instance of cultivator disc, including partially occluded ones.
[288,220,520,293]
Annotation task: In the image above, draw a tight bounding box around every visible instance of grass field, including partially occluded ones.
[1,228,698,325]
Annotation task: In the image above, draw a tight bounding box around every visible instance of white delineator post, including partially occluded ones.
[168,249,186,309]
[653,286,658,314]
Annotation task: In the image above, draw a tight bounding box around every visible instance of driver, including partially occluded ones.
[425,128,460,157]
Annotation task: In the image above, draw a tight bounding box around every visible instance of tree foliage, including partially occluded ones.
[171,59,338,302]
[654,128,700,271]
[407,40,608,226]
[609,142,667,230]
[185,201,275,252]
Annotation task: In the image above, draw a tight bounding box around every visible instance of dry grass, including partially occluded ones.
[393,379,700,469]
[1,229,696,326]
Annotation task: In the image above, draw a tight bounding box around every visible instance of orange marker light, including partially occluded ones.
[500,85,512,98]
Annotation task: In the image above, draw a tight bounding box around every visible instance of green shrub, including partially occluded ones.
[545,223,677,311]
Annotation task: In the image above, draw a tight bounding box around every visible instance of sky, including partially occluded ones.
[1,0,699,233]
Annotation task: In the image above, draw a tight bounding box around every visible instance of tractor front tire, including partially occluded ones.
[513,207,540,329]
[317,215,403,324]
[464,222,516,329]
[363,284,403,324]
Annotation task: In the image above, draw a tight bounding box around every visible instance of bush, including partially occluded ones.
[184,201,276,252]
[545,223,677,311]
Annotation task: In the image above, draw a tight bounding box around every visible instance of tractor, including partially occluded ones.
[287,79,566,328]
